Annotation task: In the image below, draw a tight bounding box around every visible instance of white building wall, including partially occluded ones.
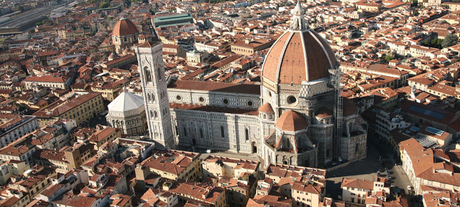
[168,89,260,110]
[171,109,260,154]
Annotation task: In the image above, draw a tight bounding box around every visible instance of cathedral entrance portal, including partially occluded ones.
[192,139,196,146]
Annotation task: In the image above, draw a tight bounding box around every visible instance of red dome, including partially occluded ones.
[262,30,338,85]
[259,102,274,114]
[262,2,338,86]
[113,18,138,36]
[276,110,307,132]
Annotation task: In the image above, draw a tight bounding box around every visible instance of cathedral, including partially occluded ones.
[122,2,367,168]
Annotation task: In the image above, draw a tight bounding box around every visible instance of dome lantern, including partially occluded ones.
[290,1,307,31]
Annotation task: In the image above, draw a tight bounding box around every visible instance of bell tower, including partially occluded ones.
[135,41,174,149]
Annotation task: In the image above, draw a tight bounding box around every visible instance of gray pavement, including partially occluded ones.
[391,164,412,194]
[326,140,412,200]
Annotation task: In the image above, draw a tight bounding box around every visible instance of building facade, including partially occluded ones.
[134,3,367,168]
[0,115,39,149]
[106,90,147,135]
[33,92,105,127]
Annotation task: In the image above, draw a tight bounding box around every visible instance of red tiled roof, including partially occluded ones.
[262,29,338,85]
[341,178,374,190]
[276,110,307,131]
[113,18,138,36]
[258,102,274,114]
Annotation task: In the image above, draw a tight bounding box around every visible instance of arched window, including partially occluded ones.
[183,127,187,136]
[154,111,158,118]
[200,128,204,138]
[144,67,151,82]
[245,128,249,141]
[220,126,225,138]
[157,68,162,80]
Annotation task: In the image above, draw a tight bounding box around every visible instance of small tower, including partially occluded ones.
[135,39,174,149]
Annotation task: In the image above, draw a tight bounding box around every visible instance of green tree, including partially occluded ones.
[99,2,110,8]
[422,39,430,46]
[125,0,131,7]
[383,54,394,63]
[437,38,443,48]
[16,6,24,12]
[442,34,458,48]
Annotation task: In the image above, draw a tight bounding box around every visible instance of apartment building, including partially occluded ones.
[168,182,227,207]
[23,70,75,90]
[202,155,260,179]
[88,126,121,150]
[264,164,327,207]
[400,138,460,195]
[135,150,202,187]
[33,92,105,126]
[90,81,122,101]
[231,38,275,56]
[0,135,38,166]
[0,115,39,148]
[8,166,56,198]
[0,160,29,185]
[341,177,390,206]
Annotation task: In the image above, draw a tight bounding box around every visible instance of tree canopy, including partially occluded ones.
[99,2,110,8]
[383,54,394,63]
[442,34,458,48]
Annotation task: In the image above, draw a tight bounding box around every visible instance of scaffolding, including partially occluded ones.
[329,68,344,162]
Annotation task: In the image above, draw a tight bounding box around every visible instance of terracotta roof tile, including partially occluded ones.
[262,29,337,85]
[276,110,307,131]
[258,102,274,114]
[113,18,138,36]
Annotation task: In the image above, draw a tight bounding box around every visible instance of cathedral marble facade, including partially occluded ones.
[127,2,368,168]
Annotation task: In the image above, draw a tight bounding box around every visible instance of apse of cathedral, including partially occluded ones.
[128,2,368,168]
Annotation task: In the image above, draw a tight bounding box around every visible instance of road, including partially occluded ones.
[326,138,412,200]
